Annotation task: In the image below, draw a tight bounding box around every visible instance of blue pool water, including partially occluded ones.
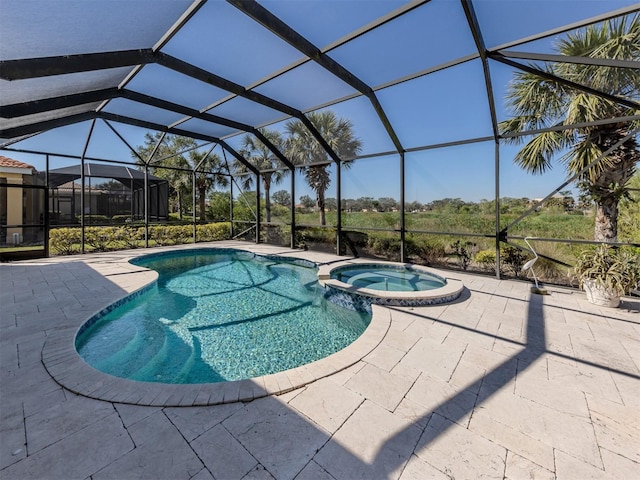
[76,249,370,384]
[331,264,446,292]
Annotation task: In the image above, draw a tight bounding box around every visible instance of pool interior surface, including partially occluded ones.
[76,250,370,384]
[331,265,446,292]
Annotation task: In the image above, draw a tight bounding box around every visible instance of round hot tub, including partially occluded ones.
[330,264,446,292]
[319,261,464,308]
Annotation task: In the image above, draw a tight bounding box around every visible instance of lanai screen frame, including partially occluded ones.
[1,0,638,274]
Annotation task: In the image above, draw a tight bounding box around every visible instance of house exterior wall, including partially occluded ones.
[0,166,41,245]
[1,169,28,243]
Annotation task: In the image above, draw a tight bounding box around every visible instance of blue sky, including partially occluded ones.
[4,0,636,204]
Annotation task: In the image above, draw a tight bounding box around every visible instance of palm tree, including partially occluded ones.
[233,129,287,223]
[285,111,362,226]
[191,150,228,222]
[135,133,227,222]
[499,15,640,243]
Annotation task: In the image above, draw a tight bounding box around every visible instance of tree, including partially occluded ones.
[343,198,356,212]
[208,191,231,222]
[378,197,398,212]
[299,195,315,209]
[234,129,287,223]
[134,133,188,218]
[286,111,362,225]
[325,197,337,211]
[430,198,465,213]
[577,193,593,211]
[359,197,375,211]
[92,179,127,192]
[499,15,640,242]
[134,133,227,221]
[234,191,258,222]
[406,200,423,213]
[272,189,291,207]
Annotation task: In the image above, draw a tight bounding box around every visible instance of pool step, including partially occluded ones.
[129,324,196,382]
[129,331,171,382]
[98,320,167,377]
[173,336,201,383]
[93,325,142,373]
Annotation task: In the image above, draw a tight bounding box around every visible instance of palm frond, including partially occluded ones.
[563,93,619,125]
[499,68,571,139]
[514,131,569,174]
[563,138,603,180]
[557,14,640,98]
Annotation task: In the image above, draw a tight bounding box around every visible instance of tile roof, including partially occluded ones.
[0,155,36,170]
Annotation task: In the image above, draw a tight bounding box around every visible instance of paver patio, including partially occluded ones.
[1,241,638,479]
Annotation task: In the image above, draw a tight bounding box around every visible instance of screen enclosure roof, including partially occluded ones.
[1,0,639,172]
[45,163,167,190]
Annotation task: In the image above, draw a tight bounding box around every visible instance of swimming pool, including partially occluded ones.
[75,249,370,384]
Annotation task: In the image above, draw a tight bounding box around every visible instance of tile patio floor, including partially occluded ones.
[1,241,639,480]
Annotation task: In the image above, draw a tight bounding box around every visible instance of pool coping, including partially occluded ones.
[318,259,464,306]
[41,247,392,407]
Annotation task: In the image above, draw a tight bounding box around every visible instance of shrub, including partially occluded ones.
[475,249,497,272]
[404,237,423,259]
[49,222,232,255]
[113,225,144,249]
[262,224,287,245]
[49,228,81,255]
[450,240,477,270]
[401,237,446,266]
[166,225,192,244]
[84,227,117,252]
[339,230,368,256]
[294,228,309,249]
[532,256,567,283]
[367,234,401,261]
[501,245,527,277]
[197,222,231,242]
[419,239,447,265]
[269,204,291,220]
[148,226,170,246]
[295,227,334,245]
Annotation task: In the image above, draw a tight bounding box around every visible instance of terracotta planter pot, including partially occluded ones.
[582,278,621,308]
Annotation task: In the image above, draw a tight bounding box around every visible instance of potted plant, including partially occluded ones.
[574,244,640,308]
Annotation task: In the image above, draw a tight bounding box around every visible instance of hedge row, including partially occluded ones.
[267,224,552,279]
[48,222,560,281]
[49,223,232,255]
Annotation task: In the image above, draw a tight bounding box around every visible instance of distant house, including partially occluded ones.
[0,156,40,245]
[47,163,169,222]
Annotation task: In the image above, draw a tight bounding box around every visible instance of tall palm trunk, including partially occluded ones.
[263,176,272,223]
[307,165,330,226]
[594,198,618,243]
[317,190,326,226]
[198,186,207,222]
[589,128,638,243]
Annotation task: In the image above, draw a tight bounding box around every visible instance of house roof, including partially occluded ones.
[0,155,36,171]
